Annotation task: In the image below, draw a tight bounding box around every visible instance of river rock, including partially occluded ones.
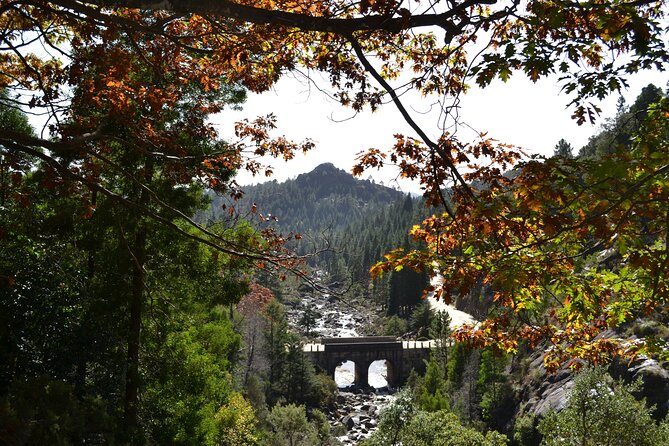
[341,415,356,430]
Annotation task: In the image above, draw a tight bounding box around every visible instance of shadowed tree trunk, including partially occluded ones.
[124,161,152,444]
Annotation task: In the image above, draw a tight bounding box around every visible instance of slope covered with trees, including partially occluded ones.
[205,162,432,318]
[209,162,437,317]
[204,162,404,236]
[324,193,431,318]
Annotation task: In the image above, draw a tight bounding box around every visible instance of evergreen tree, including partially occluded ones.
[417,359,450,412]
[263,300,291,405]
[477,349,513,431]
[429,311,452,375]
[552,138,573,158]
[409,300,434,338]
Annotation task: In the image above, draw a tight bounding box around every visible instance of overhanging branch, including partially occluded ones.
[78,0,496,34]
[346,32,472,218]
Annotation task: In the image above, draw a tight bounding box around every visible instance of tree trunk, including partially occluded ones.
[125,223,146,443]
[124,164,151,444]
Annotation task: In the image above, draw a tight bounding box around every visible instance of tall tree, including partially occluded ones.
[62,28,254,440]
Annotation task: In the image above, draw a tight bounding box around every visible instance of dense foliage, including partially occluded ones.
[539,368,669,446]
[0,174,253,444]
[361,389,508,446]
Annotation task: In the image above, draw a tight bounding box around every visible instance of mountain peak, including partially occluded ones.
[314,162,338,171]
[205,162,407,234]
[306,163,345,176]
[295,163,352,188]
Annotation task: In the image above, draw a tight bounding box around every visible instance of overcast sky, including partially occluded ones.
[215,69,667,195]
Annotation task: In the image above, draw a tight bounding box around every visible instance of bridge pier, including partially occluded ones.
[385,361,396,387]
[355,360,370,387]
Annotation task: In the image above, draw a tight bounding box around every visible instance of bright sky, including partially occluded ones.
[214,69,667,195]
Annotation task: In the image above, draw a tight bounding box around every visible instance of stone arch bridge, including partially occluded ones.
[303,337,436,387]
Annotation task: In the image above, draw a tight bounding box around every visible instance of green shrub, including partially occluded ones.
[539,368,669,446]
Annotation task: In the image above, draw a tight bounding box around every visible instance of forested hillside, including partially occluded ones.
[323,194,431,317]
[204,163,404,235]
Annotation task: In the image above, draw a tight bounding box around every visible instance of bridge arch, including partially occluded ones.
[368,359,395,388]
[330,357,376,387]
[332,359,355,387]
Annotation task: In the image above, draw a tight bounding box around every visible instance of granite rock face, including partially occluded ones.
[519,357,574,419]
[514,353,669,439]
[614,358,669,418]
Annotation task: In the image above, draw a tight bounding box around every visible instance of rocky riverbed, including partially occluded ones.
[331,388,395,445]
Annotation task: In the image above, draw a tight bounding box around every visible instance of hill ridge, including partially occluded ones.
[206,163,406,236]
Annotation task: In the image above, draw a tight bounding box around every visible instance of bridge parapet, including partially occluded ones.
[402,340,436,349]
[321,336,400,344]
[303,343,325,352]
